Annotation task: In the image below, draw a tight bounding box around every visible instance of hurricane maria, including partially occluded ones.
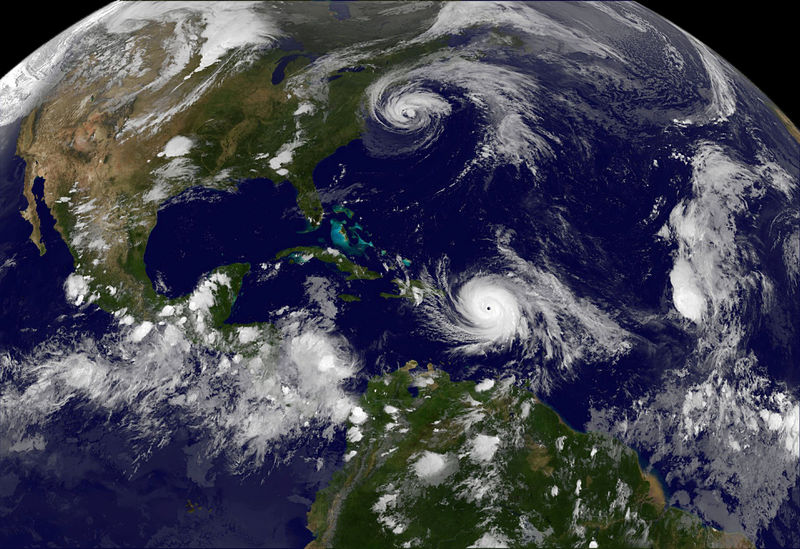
[0,2,797,547]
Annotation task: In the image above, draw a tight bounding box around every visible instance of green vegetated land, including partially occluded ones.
[308,362,753,549]
[276,246,382,281]
[154,262,279,355]
[16,22,441,322]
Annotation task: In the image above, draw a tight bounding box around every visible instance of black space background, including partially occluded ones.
[0,2,796,124]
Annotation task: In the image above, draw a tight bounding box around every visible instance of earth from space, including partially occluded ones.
[0,2,798,548]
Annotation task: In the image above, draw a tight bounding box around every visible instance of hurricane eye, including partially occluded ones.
[426,276,530,354]
[365,80,452,156]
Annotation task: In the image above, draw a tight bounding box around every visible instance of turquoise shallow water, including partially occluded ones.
[1,3,798,546]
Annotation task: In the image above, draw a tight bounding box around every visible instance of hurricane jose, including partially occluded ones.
[363,57,552,171]
[366,79,452,156]
[0,1,798,547]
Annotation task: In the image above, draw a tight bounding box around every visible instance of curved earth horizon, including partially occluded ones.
[0,2,797,547]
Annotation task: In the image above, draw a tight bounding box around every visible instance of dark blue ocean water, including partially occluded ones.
[0,130,105,351]
[1,66,797,547]
[0,406,345,547]
[145,178,307,299]
[142,84,703,423]
[0,124,346,548]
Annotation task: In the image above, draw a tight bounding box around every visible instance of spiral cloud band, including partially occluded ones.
[371,81,452,135]
[363,56,554,168]
[451,277,530,350]
[365,78,453,156]
[420,240,631,392]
